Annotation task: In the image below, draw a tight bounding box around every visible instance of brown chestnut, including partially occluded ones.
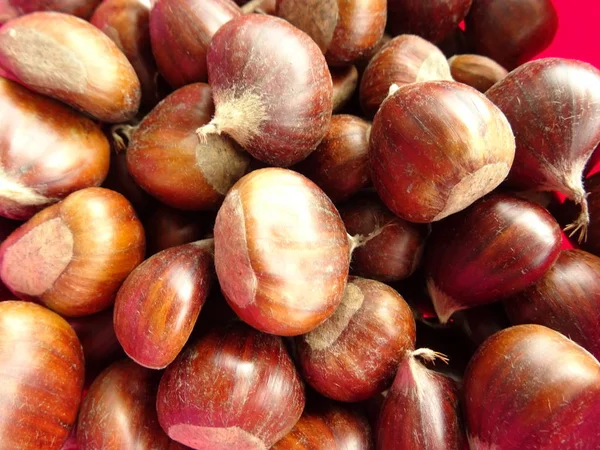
[360,34,453,118]
[387,0,473,43]
[296,277,416,402]
[78,359,186,449]
[157,322,306,449]
[0,12,141,123]
[370,81,515,223]
[465,0,558,70]
[127,82,250,211]
[0,187,146,317]
[114,240,214,369]
[464,325,600,448]
[448,54,508,92]
[341,192,430,282]
[276,0,387,66]
[294,114,371,203]
[214,168,350,336]
[0,77,110,220]
[150,0,241,88]
[0,301,84,450]
[331,65,359,113]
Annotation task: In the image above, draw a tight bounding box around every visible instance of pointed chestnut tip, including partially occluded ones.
[426,277,461,324]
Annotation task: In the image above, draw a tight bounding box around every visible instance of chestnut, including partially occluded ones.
[273,401,374,449]
[294,114,371,203]
[78,359,185,449]
[0,187,146,317]
[91,0,164,111]
[465,0,559,70]
[157,322,305,449]
[127,82,250,211]
[114,240,214,369]
[425,194,562,323]
[486,58,600,242]
[214,168,350,336]
[340,192,430,282]
[370,81,515,223]
[448,54,508,92]
[0,12,141,123]
[359,34,453,118]
[296,277,416,402]
[0,77,110,220]
[464,325,600,448]
[376,350,466,450]
[4,0,102,19]
[196,14,333,167]
[276,0,387,66]
[387,0,473,43]
[150,0,241,88]
[0,301,84,450]
[331,65,359,113]
[504,249,600,360]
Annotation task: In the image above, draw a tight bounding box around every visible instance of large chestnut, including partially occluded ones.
[273,401,373,449]
[370,81,515,223]
[196,14,333,167]
[294,114,371,203]
[340,192,430,282]
[114,240,214,369]
[127,82,250,211]
[464,325,600,449]
[465,0,558,70]
[0,12,141,123]
[276,0,387,66]
[215,168,350,336]
[0,77,110,220]
[296,277,416,402]
[486,58,600,241]
[78,359,185,449]
[376,350,466,450]
[360,34,452,118]
[425,194,562,323]
[157,322,305,449]
[91,0,163,111]
[0,187,146,317]
[448,54,508,93]
[0,301,84,450]
[504,249,600,360]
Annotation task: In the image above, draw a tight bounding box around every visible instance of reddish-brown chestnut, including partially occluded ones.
[0,301,84,450]
[425,194,562,323]
[504,249,600,360]
[448,54,508,92]
[0,12,141,123]
[331,65,359,113]
[0,77,110,220]
[157,322,305,449]
[114,240,214,369]
[150,0,241,88]
[370,81,515,223]
[214,168,350,336]
[0,187,146,317]
[196,14,333,167]
[91,0,163,111]
[376,350,466,450]
[294,115,371,203]
[464,325,600,449]
[487,58,600,241]
[296,277,416,402]
[276,0,387,66]
[360,35,452,118]
[273,401,374,449]
[340,192,430,282]
[78,359,185,449]
[387,0,473,43]
[465,0,558,70]
[128,83,250,211]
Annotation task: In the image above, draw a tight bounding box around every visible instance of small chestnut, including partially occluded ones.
[448,54,508,92]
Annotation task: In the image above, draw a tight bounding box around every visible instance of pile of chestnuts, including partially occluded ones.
[0,0,599,449]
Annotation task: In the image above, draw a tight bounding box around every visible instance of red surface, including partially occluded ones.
[537,0,600,70]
